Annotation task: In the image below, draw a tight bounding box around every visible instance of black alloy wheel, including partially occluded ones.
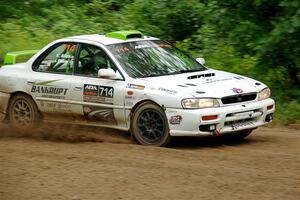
[131,102,170,146]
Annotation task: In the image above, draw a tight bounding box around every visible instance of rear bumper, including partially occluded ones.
[0,92,11,121]
[165,98,275,136]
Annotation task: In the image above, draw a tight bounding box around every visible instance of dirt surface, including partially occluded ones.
[0,123,299,200]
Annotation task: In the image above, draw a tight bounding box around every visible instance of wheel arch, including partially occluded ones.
[8,91,35,103]
[130,99,165,118]
[129,99,167,132]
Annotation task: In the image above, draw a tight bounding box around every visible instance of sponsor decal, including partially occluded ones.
[83,84,98,96]
[202,78,232,84]
[83,106,116,124]
[40,101,72,112]
[169,115,183,125]
[158,88,177,95]
[135,44,151,49]
[115,47,129,53]
[83,84,114,104]
[31,86,68,95]
[231,88,243,94]
[30,79,62,86]
[127,84,145,90]
[30,80,68,99]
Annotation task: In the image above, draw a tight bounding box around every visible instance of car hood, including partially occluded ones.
[138,69,266,98]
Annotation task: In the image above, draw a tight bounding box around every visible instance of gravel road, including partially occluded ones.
[0,124,299,200]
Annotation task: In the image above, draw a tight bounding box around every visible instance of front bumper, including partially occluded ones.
[165,98,275,136]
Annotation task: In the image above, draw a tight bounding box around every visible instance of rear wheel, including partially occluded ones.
[8,94,39,131]
[131,102,171,146]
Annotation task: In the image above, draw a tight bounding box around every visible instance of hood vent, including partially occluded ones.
[188,73,215,80]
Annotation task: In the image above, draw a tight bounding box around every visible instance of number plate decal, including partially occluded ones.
[98,86,114,98]
[84,84,114,104]
[231,121,254,130]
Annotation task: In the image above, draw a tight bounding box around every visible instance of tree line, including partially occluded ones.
[0,0,299,123]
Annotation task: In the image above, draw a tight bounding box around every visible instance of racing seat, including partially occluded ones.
[93,52,108,70]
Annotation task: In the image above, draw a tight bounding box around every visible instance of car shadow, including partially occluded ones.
[169,134,259,149]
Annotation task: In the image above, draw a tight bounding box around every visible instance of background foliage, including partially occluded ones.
[0,0,299,123]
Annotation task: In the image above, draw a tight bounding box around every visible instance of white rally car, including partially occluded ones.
[0,30,275,146]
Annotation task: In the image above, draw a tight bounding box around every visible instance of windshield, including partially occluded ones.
[107,40,206,78]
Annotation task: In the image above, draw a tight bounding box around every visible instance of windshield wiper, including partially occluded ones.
[139,68,207,78]
[179,68,206,73]
[140,73,162,78]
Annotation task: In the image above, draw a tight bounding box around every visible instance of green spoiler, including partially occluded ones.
[4,50,39,65]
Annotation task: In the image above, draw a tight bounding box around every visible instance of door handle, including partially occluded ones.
[74,86,83,91]
[27,81,35,85]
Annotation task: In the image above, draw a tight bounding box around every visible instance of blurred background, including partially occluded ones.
[0,0,299,124]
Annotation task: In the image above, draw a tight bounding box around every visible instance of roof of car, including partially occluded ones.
[67,31,159,46]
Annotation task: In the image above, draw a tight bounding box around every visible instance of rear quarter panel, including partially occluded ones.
[0,63,32,94]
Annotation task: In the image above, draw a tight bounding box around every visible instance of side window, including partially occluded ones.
[34,43,77,74]
[75,44,117,77]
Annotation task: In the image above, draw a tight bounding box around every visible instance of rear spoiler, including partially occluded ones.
[4,50,39,65]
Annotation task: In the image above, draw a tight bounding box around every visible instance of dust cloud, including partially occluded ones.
[0,123,131,144]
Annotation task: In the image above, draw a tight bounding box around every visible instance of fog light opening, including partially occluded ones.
[199,124,216,132]
[265,114,273,122]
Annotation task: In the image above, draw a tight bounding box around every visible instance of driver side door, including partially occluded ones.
[69,43,127,128]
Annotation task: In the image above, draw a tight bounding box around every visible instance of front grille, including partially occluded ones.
[221,93,257,104]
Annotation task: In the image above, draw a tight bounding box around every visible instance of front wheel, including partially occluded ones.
[131,102,171,146]
[8,94,40,131]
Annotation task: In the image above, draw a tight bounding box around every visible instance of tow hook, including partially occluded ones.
[213,129,221,136]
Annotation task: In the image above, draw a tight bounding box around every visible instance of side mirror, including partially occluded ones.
[98,68,116,79]
[196,57,205,65]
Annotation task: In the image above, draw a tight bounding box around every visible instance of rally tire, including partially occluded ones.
[131,102,171,146]
[8,94,40,131]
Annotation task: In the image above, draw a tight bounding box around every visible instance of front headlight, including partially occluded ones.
[258,88,271,101]
[182,98,220,109]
